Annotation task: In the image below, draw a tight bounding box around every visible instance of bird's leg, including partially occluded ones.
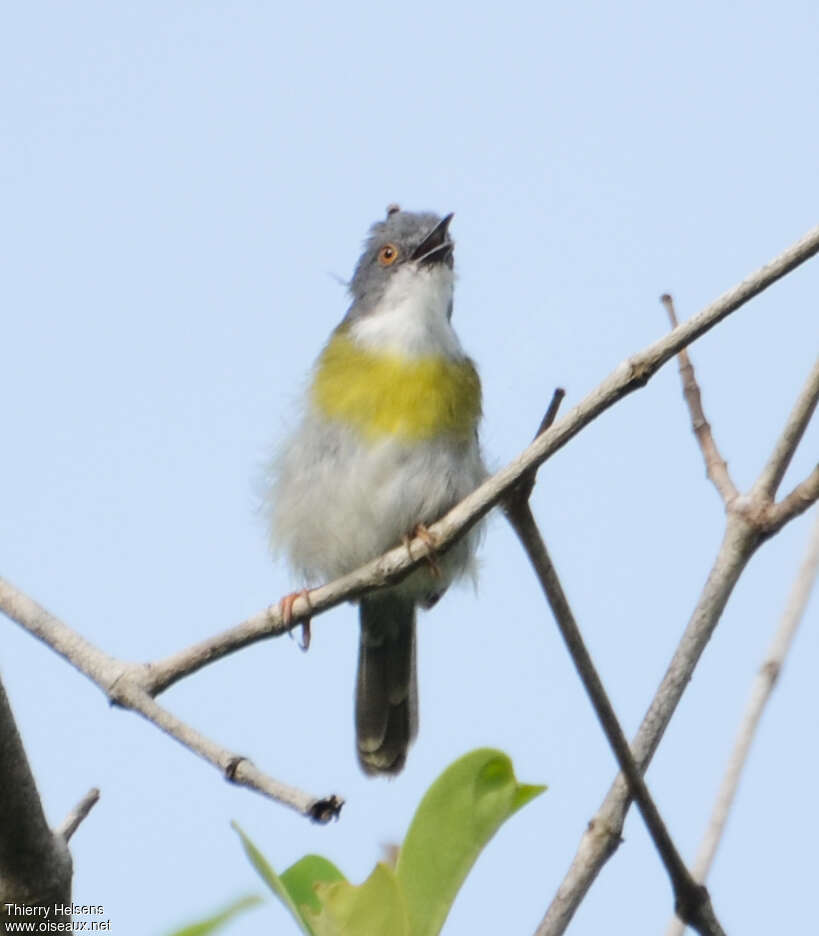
[403,523,442,578]
[279,588,313,651]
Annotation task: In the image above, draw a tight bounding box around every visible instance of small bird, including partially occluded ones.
[269,206,486,775]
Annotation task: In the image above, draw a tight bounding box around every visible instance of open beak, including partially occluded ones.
[411,213,454,268]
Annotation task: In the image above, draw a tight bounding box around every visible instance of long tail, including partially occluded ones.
[355,593,418,776]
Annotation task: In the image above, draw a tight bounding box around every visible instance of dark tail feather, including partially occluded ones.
[355,593,417,776]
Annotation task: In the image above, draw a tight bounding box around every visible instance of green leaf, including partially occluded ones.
[306,863,410,936]
[163,894,262,936]
[395,748,546,936]
[233,822,324,935]
[233,823,349,935]
[280,855,347,916]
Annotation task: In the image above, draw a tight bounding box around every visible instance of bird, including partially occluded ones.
[269,205,486,775]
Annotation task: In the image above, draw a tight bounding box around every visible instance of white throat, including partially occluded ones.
[348,264,463,359]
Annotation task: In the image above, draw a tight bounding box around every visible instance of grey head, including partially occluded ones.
[344,206,455,321]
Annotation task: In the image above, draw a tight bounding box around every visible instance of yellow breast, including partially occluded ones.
[311,333,481,443]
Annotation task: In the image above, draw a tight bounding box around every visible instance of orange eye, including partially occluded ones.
[378,244,399,266]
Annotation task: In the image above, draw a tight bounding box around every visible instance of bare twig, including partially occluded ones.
[658,300,818,536]
[764,465,819,534]
[534,389,567,440]
[664,507,819,936]
[661,294,738,504]
[0,580,338,823]
[507,393,724,934]
[536,296,819,936]
[57,788,100,843]
[753,355,819,501]
[506,495,725,935]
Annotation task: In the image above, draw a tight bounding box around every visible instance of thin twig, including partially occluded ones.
[536,291,819,936]
[764,465,819,534]
[660,294,818,536]
[506,498,725,935]
[0,580,338,823]
[57,788,100,843]
[535,389,567,440]
[507,394,724,934]
[753,354,819,501]
[664,507,819,936]
[660,294,738,504]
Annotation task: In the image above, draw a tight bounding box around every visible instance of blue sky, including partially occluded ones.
[2,2,818,933]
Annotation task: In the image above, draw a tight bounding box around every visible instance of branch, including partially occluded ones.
[505,490,725,935]
[657,295,818,538]
[764,465,819,534]
[665,507,819,936]
[660,294,738,505]
[141,224,819,696]
[753,354,819,501]
[0,580,341,824]
[535,281,819,936]
[0,676,72,923]
[57,788,100,844]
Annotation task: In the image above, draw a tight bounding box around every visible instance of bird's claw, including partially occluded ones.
[279,589,313,651]
[404,523,442,578]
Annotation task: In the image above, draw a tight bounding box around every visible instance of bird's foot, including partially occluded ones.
[403,523,442,578]
[279,588,313,651]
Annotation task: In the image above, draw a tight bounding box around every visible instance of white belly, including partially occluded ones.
[270,410,486,598]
